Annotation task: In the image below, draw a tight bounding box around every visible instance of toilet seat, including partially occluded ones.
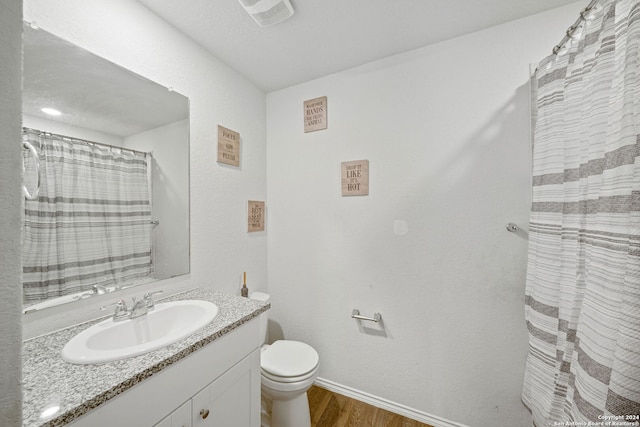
[261,364,318,383]
[261,340,319,383]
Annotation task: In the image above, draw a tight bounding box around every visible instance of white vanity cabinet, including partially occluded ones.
[68,318,261,427]
[191,353,254,426]
[154,352,256,427]
[154,401,191,427]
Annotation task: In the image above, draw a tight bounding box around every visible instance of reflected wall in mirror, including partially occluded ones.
[22,24,190,312]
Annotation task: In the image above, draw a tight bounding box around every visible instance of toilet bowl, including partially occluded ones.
[260,340,319,427]
[250,292,320,427]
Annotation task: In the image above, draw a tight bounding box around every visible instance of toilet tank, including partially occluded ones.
[249,292,270,344]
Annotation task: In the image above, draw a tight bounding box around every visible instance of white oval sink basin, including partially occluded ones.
[61,300,219,364]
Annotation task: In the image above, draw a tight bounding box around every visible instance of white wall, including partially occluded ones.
[22,0,267,336]
[0,0,23,425]
[125,119,190,279]
[266,3,582,427]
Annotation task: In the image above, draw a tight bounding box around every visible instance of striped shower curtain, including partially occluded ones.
[22,129,153,302]
[523,1,640,424]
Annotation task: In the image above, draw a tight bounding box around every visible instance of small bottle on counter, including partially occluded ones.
[241,272,249,297]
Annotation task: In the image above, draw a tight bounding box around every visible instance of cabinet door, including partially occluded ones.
[154,400,191,427]
[192,355,252,427]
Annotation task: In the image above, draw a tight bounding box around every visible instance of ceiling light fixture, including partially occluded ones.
[237,0,294,27]
[41,107,62,116]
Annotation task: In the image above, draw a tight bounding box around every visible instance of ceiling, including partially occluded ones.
[138,0,583,92]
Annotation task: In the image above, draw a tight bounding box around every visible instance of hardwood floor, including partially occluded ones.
[307,385,433,427]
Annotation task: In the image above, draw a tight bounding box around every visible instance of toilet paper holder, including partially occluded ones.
[351,309,382,323]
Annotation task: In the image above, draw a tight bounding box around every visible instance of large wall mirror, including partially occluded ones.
[22,24,190,312]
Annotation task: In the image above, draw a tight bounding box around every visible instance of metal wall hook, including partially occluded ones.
[506,223,518,232]
[352,309,382,323]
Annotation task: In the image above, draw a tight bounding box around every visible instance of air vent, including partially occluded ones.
[237,0,295,27]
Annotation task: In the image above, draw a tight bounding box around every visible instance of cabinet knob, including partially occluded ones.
[200,408,210,419]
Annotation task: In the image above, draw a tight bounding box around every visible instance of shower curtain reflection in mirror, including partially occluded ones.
[22,128,155,303]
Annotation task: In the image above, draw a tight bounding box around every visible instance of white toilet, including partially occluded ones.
[250,292,319,427]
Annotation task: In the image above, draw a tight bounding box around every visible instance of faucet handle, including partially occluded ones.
[100,299,129,321]
[143,290,163,310]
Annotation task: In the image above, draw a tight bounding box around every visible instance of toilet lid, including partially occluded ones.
[261,340,319,378]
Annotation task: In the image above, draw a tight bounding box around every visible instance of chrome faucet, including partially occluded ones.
[143,290,163,310]
[129,297,149,319]
[100,299,129,322]
[100,290,164,321]
[92,284,107,295]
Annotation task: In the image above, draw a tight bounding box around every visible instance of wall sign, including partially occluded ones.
[217,125,240,167]
[304,96,327,133]
[248,200,265,232]
[341,160,369,196]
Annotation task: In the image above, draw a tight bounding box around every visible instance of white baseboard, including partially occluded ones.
[314,377,470,427]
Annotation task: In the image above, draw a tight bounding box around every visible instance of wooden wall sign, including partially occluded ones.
[341,160,369,196]
[304,96,327,133]
[248,200,265,232]
[217,125,240,167]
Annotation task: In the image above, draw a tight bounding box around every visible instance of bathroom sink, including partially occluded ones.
[61,300,219,364]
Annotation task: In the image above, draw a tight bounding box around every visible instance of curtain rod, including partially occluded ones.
[552,0,600,55]
[23,127,151,157]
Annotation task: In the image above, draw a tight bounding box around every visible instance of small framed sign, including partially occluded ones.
[304,96,327,133]
[217,125,240,167]
[248,200,265,232]
[341,160,369,196]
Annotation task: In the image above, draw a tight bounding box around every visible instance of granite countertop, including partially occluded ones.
[22,288,269,427]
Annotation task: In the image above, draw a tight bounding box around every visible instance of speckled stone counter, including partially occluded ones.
[22,288,269,427]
